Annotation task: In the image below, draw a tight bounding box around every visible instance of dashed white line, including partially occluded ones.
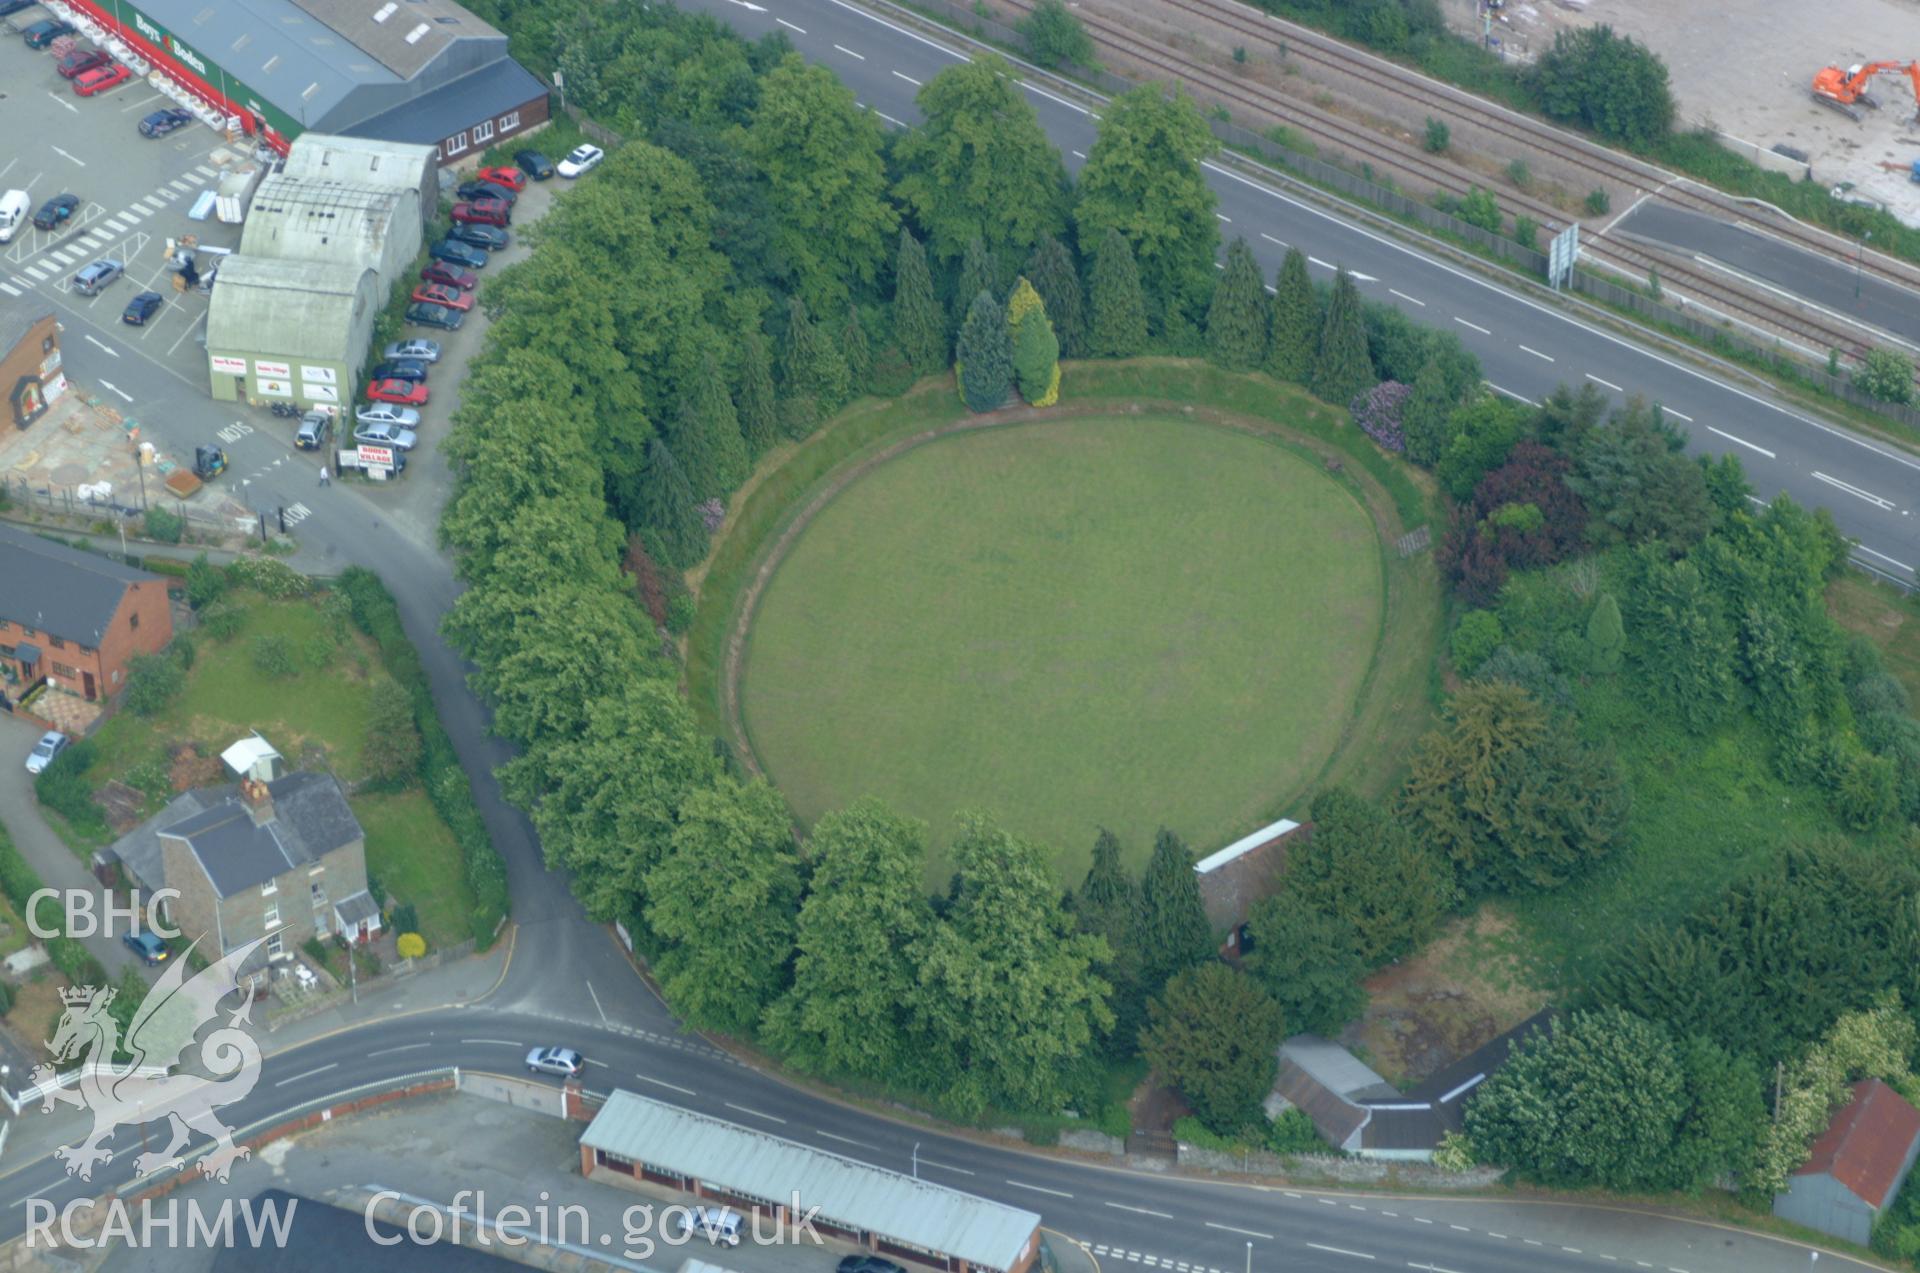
[1453,316,1491,335]
[1448,1224,1469,1232]
[1857,543,1915,572]
[1307,255,1335,270]
[1813,471,1895,510]
[1486,1233,1506,1240]
[1586,373,1623,391]
[1412,1217,1433,1225]
[1071,149,1086,159]
[723,1102,786,1124]
[1523,1239,1543,1246]
[1349,1204,1368,1211]
[1205,1222,1273,1239]
[1216,213,1231,223]
[1664,407,1693,422]
[47,94,80,114]
[368,1043,429,1057]
[460,1038,524,1046]
[1562,1248,1582,1255]
[1707,426,1775,458]
[1016,79,1091,116]
[1388,287,1424,306]
[193,164,218,177]
[1318,1199,1338,1207]
[815,1131,874,1149]
[1260,232,1288,248]
[23,265,48,280]
[833,42,865,59]
[1106,1203,1174,1219]
[876,110,907,128]
[915,1159,974,1176]
[776,16,806,31]
[634,1075,696,1096]
[1305,1243,1375,1261]
[1005,1180,1074,1198]
[1519,344,1554,362]
[0,283,17,297]
[274,1062,338,1087]
[892,70,921,85]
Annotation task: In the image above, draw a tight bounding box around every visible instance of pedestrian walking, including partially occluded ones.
[318,464,330,487]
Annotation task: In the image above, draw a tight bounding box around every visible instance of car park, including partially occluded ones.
[24,731,68,775]
[557,144,604,178]
[55,47,110,78]
[121,291,164,325]
[368,359,428,383]
[365,377,428,406]
[428,239,487,270]
[24,19,76,48]
[355,403,420,429]
[294,411,332,450]
[122,930,170,966]
[525,1046,585,1078]
[73,62,132,96]
[404,301,463,330]
[455,180,517,206]
[451,199,509,228]
[72,259,123,295]
[32,193,78,231]
[446,222,507,251]
[476,165,527,192]
[383,338,441,363]
[514,150,555,181]
[409,282,472,312]
[353,420,418,451]
[418,261,475,291]
[138,107,196,138]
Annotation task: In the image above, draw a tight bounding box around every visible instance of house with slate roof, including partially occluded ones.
[0,521,172,716]
[1774,1078,1920,1246]
[126,771,380,970]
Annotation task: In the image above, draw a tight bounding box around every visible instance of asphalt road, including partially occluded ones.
[1618,199,1920,352]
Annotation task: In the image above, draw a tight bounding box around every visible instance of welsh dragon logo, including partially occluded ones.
[31,936,267,1183]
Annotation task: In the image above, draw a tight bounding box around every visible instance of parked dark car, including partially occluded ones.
[404,301,463,331]
[55,48,110,79]
[418,261,476,291]
[24,19,76,48]
[122,930,170,966]
[445,222,507,251]
[368,359,428,383]
[427,239,487,270]
[836,1258,907,1273]
[514,149,555,181]
[121,291,163,325]
[0,0,40,16]
[454,180,517,206]
[32,193,78,231]
[138,107,196,138]
[294,410,332,451]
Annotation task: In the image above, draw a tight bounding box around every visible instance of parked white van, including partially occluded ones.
[0,190,29,243]
[671,1206,743,1247]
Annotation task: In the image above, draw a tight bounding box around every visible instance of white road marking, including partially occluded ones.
[1857,543,1915,572]
[274,1062,338,1087]
[876,110,907,128]
[1519,344,1554,362]
[1707,426,1775,458]
[1813,471,1895,510]
[459,1037,524,1046]
[634,1075,696,1096]
[1453,316,1491,335]
[193,165,217,177]
[1487,1232,1506,1239]
[46,94,79,115]
[1071,149,1086,159]
[1349,1204,1367,1211]
[119,207,144,221]
[1413,1217,1433,1224]
[168,178,195,192]
[1483,380,1540,407]
[84,334,119,357]
[893,70,921,85]
[1106,1202,1174,1218]
[1306,1243,1375,1260]
[1585,373,1623,391]
[1448,1224,1469,1231]
[833,42,865,59]
[369,1043,430,1057]
[1307,256,1334,270]
[1206,1222,1273,1239]
[776,16,806,31]
[23,266,48,280]
[1005,1179,1074,1198]
[1261,232,1288,248]
[587,980,608,1024]
[0,283,16,297]
[815,1131,875,1149]
[724,1102,786,1124]
[1017,79,1091,115]
[1216,213,1231,222]
[915,1158,975,1175]
[1388,287,1423,306]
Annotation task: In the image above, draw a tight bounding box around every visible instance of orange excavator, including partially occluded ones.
[1811,59,1920,122]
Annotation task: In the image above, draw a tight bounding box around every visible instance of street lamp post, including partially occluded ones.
[911,1143,920,1179]
[1246,1240,1252,1273]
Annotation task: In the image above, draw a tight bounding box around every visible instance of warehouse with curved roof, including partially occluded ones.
[204,257,380,407]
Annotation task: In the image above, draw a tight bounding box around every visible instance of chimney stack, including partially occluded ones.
[241,777,274,826]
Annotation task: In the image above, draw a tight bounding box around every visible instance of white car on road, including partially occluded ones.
[24,731,68,775]
[557,144,604,178]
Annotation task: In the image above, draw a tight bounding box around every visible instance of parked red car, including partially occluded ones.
[409,282,473,313]
[476,165,527,192]
[450,199,509,228]
[55,48,110,79]
[419,261,477,291]
[73,62,132,96]
[364,377,429,406]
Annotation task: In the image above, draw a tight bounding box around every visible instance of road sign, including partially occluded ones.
[356,444,394,469]
[1547,223,1579,290]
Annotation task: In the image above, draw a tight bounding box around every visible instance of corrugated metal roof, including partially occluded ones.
[1194,818,1298,874]
[291,0,501,78]
[204,255,376,363]
[582,1092,1040,1272]
[141,0,396,128]
[1797,1078,1920,1208]
[239,173,414,269]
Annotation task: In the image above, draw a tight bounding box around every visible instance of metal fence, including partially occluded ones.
[0,474,232,530]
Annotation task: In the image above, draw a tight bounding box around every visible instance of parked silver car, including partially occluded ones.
[72,259,123,295]
[354,403,420,429]
[382,338,441,364]
[24,731,68,775]
[353,420,417,451]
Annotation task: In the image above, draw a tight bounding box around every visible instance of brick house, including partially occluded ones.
[146,773,381,971]
[0,522,173,713]
[1,311,66,430]
[1774,1078,1920,1246]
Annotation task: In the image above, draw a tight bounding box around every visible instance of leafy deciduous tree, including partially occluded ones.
[1141,963,1285,1134]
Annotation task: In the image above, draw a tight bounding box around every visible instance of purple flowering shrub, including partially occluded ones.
[1349,381,1410,453]
[698,498,726,532]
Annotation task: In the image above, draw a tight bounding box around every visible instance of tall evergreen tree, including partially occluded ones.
[893,229,947,375]
[736,327,779,459]
[1267,247,1317,383]
[841,305,873,395]
[781,295,851,436]
[1587,591,1625,674]
[1401,357,1455,468]
[681,350,749,496]
[1138,827,1214,992]
[666,397,720,503]
[1007,277,1061,406]
[1206,237,1270,372]
[1310,266,1374,406]
[1088,228,1148,358]
[1077,829,1146,1056]
[955,289,1014,413]
[1025,234,1088,358]
[637,438,707,568]
[953,236,999,334]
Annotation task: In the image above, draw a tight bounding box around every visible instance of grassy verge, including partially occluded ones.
[355,790,474,950]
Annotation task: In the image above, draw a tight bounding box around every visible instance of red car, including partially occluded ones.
[419,261,477,291]
[73,62,132,96]
[476,165,527,192]
[409,282,473,312]
[56,48,110,79]
[450,199,509,228]
[364,377,429,406]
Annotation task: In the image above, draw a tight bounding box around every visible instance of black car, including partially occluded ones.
[514,149,555,181]
[445,222,507,252]
[121,291,163,325]
[0,0,39,15]
[427,239,488,270]
[138,107,196,138]
[368,358,428,383]
[32,194,79,231]
[404,301,463,331]
[836,1258,907,1273]
[455,180,517,205]
[294,410,332,451]
[24,19,76,48]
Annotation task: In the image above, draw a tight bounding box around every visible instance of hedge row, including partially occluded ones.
[0,826,109,990]
[335,567,509,944]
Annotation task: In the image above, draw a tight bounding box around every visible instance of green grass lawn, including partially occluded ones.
[355,790,474,950]
[740,414,1384,881]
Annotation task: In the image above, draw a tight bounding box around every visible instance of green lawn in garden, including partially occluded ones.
[739,414,1385,882]
[355,789,475,950]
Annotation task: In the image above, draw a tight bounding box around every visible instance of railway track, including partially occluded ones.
[995,0,1880,360]
[1100,0,1920,300]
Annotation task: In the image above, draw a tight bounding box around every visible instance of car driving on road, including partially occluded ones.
[525,1047,585,1078]
[138,107,196,138]
[24,731,68,775]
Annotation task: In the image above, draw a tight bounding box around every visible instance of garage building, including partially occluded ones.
[240,175,422,292]
[40,0,547,161]
[204,257,379,407]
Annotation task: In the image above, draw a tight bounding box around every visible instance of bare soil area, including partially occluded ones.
[1339,907,1552,1088]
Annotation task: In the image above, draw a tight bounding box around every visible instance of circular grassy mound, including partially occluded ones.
[739,414,1384,879]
